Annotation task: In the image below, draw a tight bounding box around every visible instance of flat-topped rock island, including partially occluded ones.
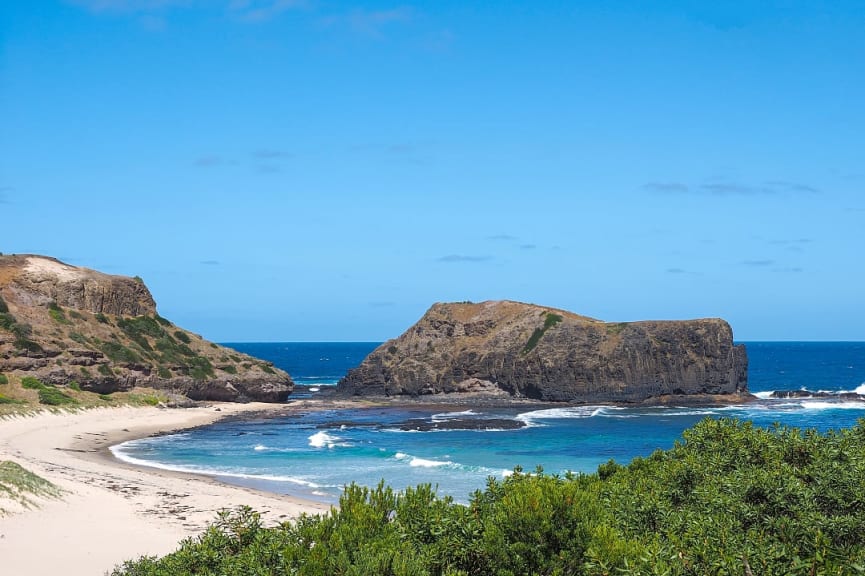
[338,300,749,403]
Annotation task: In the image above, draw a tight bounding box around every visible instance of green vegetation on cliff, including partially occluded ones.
[113,418,865,576]
[522,311,563,353]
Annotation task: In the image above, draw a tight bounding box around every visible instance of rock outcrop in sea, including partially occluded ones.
[338,300,748,403]
[0,254,292,402]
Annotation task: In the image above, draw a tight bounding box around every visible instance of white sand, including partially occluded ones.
[0,404,330,576]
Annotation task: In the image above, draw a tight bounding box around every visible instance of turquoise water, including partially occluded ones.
[112,342,865,503]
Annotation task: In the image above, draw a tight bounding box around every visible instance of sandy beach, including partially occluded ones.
[0,404,331,576]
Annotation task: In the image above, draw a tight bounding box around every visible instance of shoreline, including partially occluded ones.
[0,392,766,575]
[0,402,331,576]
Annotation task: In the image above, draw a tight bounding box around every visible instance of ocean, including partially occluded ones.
[112,342,865,504]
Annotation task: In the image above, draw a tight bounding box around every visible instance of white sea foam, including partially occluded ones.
[753,391,775,399]
[110,444,321,487]
[837,383,865,395]
[251,445,302,453]
[394,452,453,468]
[515,406,610,426]
[431,410,478,422]
[308,431,350,449]
[800,400,865,410]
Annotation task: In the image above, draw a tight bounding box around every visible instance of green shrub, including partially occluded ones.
[605,322,628,335]
[14,338,43,353]
[37,387,76,406]
[99,393,113,401]
[0,374,7,385]
[0,394,24,405]
[21,377,46,390]
[11,321,31,338]
[221,364,237,375]
[0,312,15,331]
[157,366,172,379]
[68,309,84,320]
[48,302,71,325]
[132,394,161,406]
[98,341,141,364]
[95,313,111,324]
[523,312,563,354]
[154,315,171,327]
[69,332,88,345]
[68,381,81,392]
[98,364,114,376]
[173,330,191,344]
[187,357,214,381]
[261,364,276,375]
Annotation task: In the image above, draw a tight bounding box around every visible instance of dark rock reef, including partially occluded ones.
[338,301,748,403]
[0,254,292,402]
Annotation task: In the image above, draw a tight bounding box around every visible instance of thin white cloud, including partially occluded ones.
[230,0,306,22]
[437,254,493,263]
[322,6,414,38]
[644,179,820,197]
[193,155,232,167]
[68,0,191,13]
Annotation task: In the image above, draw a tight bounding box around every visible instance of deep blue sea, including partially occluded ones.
[113,342,865,504]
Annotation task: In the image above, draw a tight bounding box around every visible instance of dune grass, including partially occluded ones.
[0,460,64,516]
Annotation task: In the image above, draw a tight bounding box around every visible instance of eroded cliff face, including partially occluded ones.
[338,301,748,402]
[0,255,292,402]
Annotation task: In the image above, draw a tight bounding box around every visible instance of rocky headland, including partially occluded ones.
[338,300,748,403]
[0,254,292,402]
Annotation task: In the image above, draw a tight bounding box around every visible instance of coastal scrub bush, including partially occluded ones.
[0,312,17,331]
[187,357,214,381]
[69,332,88,345]
[47,302,71,324]
[98,341,141,364]
[522,312,564,354]
[98,364,114,376]
[95,312,111,324]
[0,374,8,385]
[37,387,77,406]
[14,338,43,354]
[173,330,191,344]
[21,377,46,390]
[157,366,172,379]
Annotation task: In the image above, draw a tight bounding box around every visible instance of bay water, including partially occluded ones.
[112,342,865,503]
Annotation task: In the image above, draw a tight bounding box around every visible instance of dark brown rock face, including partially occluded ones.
[338,301,748,403]
[0,254,293,402]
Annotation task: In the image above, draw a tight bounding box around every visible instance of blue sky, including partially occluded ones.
[1,1,863,341]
